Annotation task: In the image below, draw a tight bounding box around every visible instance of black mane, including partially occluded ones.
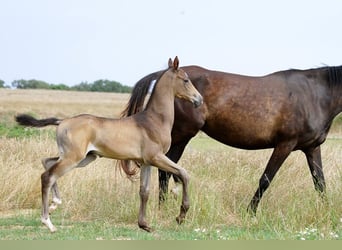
[120,69,165,117]
[327,66,342,87]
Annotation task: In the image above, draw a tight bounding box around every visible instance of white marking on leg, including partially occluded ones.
[49,197,62,213]
[52,197,62,205]
[41,217,57,233]
[171,183,181,198]
[49,203,58,213]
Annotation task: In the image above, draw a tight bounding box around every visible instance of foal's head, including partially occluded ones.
[164,56,203,107]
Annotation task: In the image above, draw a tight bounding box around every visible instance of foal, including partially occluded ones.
[16,57,203,232]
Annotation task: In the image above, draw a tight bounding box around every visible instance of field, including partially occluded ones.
[1,88,342,240]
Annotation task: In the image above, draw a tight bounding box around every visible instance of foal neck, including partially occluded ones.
[144,71,176,128]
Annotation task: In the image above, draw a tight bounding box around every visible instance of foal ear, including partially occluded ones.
[173,56,179,70]
[168,58,173,68]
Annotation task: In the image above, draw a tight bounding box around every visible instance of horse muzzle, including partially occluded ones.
[193,95,203,108]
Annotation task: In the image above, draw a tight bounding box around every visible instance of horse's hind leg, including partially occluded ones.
[41,154,97,232]
[247,141,296,214]
[42,157,62,212]
[304,146,326,195]
[41,156,80,232]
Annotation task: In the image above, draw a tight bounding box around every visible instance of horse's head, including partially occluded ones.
[165,56,203,108]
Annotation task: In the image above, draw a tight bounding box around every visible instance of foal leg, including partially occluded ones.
[303,146,326,194]
[152,153,190,225]
[160,140,190,202]
[247,141,296,214]
[138,165,152,232]
[41,156,82,232]
[42,157,62,212]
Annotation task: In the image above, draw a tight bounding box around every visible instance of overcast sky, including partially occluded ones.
[1,0,341,86]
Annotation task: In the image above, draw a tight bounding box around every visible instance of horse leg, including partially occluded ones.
[41,158,75,233]
[247,141,296,214]
[41,153,94,232]
[138,165,152,232]
[152,153,190,225]
[160,140,191,203]
[303,146,326,195]
[42,157,62,212]
[158,170,172,202]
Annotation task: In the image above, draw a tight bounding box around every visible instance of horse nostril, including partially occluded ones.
[193,96,203,108]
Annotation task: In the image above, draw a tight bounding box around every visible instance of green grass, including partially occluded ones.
[0,112,54,138]
[1,210,341,240]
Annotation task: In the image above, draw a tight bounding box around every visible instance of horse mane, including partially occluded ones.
[120,70,165,118]
[284,65,342,89]
[326,65,342,88]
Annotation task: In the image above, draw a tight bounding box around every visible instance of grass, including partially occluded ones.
[1,89,342,240]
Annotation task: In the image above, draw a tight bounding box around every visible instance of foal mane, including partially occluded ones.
[120,70,165,118]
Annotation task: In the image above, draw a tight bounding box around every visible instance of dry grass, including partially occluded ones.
[1,88,342,239]
[0,88,128,117]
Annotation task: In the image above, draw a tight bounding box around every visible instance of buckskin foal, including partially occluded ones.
[15,57,203,232]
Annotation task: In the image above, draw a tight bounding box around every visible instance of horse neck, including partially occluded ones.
[330,86,342,117]
[144,75,176,129]
[325,67,342,117]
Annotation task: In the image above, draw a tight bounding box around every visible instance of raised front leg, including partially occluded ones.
[152,154,190,225]
[247,141,296,214]
[304,146,326,194]
[160,140,191,203]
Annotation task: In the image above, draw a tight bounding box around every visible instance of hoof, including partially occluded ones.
[139,223,153,233]
[176,216,184,225]
[41,217,57,233]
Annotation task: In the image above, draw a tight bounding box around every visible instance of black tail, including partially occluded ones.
[15,114,61,127]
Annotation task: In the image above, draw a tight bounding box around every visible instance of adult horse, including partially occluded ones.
[121,64,342,214]
[15,57,203,233]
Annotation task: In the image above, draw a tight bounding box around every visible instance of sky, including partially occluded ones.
[1,0,342,87]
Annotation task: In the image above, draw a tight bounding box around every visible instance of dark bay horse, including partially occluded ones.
[121,64,342,214]
[15,57,203,232]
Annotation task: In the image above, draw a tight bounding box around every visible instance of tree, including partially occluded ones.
[9,78,132,93]
[11,79,50,89]
[0,79,5,88]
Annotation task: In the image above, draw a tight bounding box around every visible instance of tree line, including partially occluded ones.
[0,79,132,93]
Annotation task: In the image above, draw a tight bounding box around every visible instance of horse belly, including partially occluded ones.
[92,130,143,161]
[203,118,277,150]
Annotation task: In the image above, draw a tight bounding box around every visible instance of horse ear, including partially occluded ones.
[173,56,179,70]
[168,58,173,68]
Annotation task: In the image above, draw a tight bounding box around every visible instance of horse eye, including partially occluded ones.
[184,79,189,83]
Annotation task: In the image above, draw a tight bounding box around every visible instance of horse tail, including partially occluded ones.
[117,160,140,181]
[15,114,61,127]
[120,70,164,118]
